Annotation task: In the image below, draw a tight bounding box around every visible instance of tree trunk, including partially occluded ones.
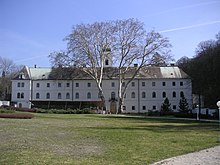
[117,97,124,114]
[99,90,106,111]
[117,75,124,114]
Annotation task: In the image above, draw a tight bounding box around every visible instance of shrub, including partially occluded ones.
[0,108,15,113]
[15,107,37,113]
[174,112,193,118]
[148,110,160,116]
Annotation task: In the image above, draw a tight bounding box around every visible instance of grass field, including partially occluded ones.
[0,113,219,165]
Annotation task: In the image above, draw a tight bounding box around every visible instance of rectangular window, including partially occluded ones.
[76,83,79,87]
[17,82,20,87]
[142,82,145,87]
[142,106,146,110]
[180,82,183,86]
[36,83,40,88]
[58,83,62,87]
[88,82,91,87]
[152,82,156,86]
[66,82,70,87]
[132,106,135,110]
[21,82,24,87]
[111,82,115,87]
[153,105,156,110]
[162,82,166,86]
[132,82,135,87]
[173,105,177,110]
[172,82,176,86]
[47,83,50,87]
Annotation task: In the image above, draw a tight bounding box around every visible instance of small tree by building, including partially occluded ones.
[161,97,172,115]
[178,93,190,113]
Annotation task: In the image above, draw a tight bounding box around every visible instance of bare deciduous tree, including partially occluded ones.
[0,56,22,100]
[0,56,19,77]
[48,19,172,112]
[112,19,171,113]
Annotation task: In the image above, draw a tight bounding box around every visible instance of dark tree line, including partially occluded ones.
[177,32,220,108]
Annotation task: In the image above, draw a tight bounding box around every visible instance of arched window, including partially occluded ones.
[58,93,62,99]
[162,92,166,98]
[173,91,176,98]
[180,91,184,97]
[111,92,116,99]
[75,92,79,99]
[87,92,91,99]
[142,92,146,98]
[17,92,20,98]
[46,93,50,99]
[21,93,24,98]
[36,93,40,99]
[66,93,70,99]
[131,92,135,98]
[152,92,156,98]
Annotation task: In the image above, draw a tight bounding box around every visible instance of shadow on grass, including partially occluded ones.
[87,124,218,134]
[88,115,218,133]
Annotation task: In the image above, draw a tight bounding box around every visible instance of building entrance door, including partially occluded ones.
[110,102,117,114]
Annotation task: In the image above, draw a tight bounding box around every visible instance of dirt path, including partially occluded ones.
[151,145,220,165]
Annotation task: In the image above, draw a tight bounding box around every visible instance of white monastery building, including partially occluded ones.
[11,64,192,113]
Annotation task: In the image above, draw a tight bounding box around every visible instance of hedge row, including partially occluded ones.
[0,113,34,119]
[35,108,94,114]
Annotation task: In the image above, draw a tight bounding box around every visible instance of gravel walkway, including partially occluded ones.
[151,145,220,165]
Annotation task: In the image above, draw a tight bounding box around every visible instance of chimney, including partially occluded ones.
[34,65,37,68]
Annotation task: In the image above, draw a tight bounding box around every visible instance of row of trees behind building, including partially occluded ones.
[177,32,220,108]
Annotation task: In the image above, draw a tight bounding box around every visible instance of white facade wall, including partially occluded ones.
[11,80,32,108]
[11,77,192,113]
[32,80,73,101]
[72,80,100,101]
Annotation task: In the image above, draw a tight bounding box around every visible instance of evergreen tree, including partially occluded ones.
[161,97,172,113]
[179,93,190,113]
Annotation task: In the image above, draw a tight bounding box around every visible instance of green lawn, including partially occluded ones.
[0,113,219,165]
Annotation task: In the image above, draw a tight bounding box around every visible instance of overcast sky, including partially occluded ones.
[0,0,220,67]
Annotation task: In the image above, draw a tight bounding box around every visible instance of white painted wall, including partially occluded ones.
[11,80,32,108]
[11,78,192,112]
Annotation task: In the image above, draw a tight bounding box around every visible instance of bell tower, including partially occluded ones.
[103,48,112,67]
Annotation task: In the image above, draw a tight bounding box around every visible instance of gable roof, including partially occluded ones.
[13,66,190,80]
